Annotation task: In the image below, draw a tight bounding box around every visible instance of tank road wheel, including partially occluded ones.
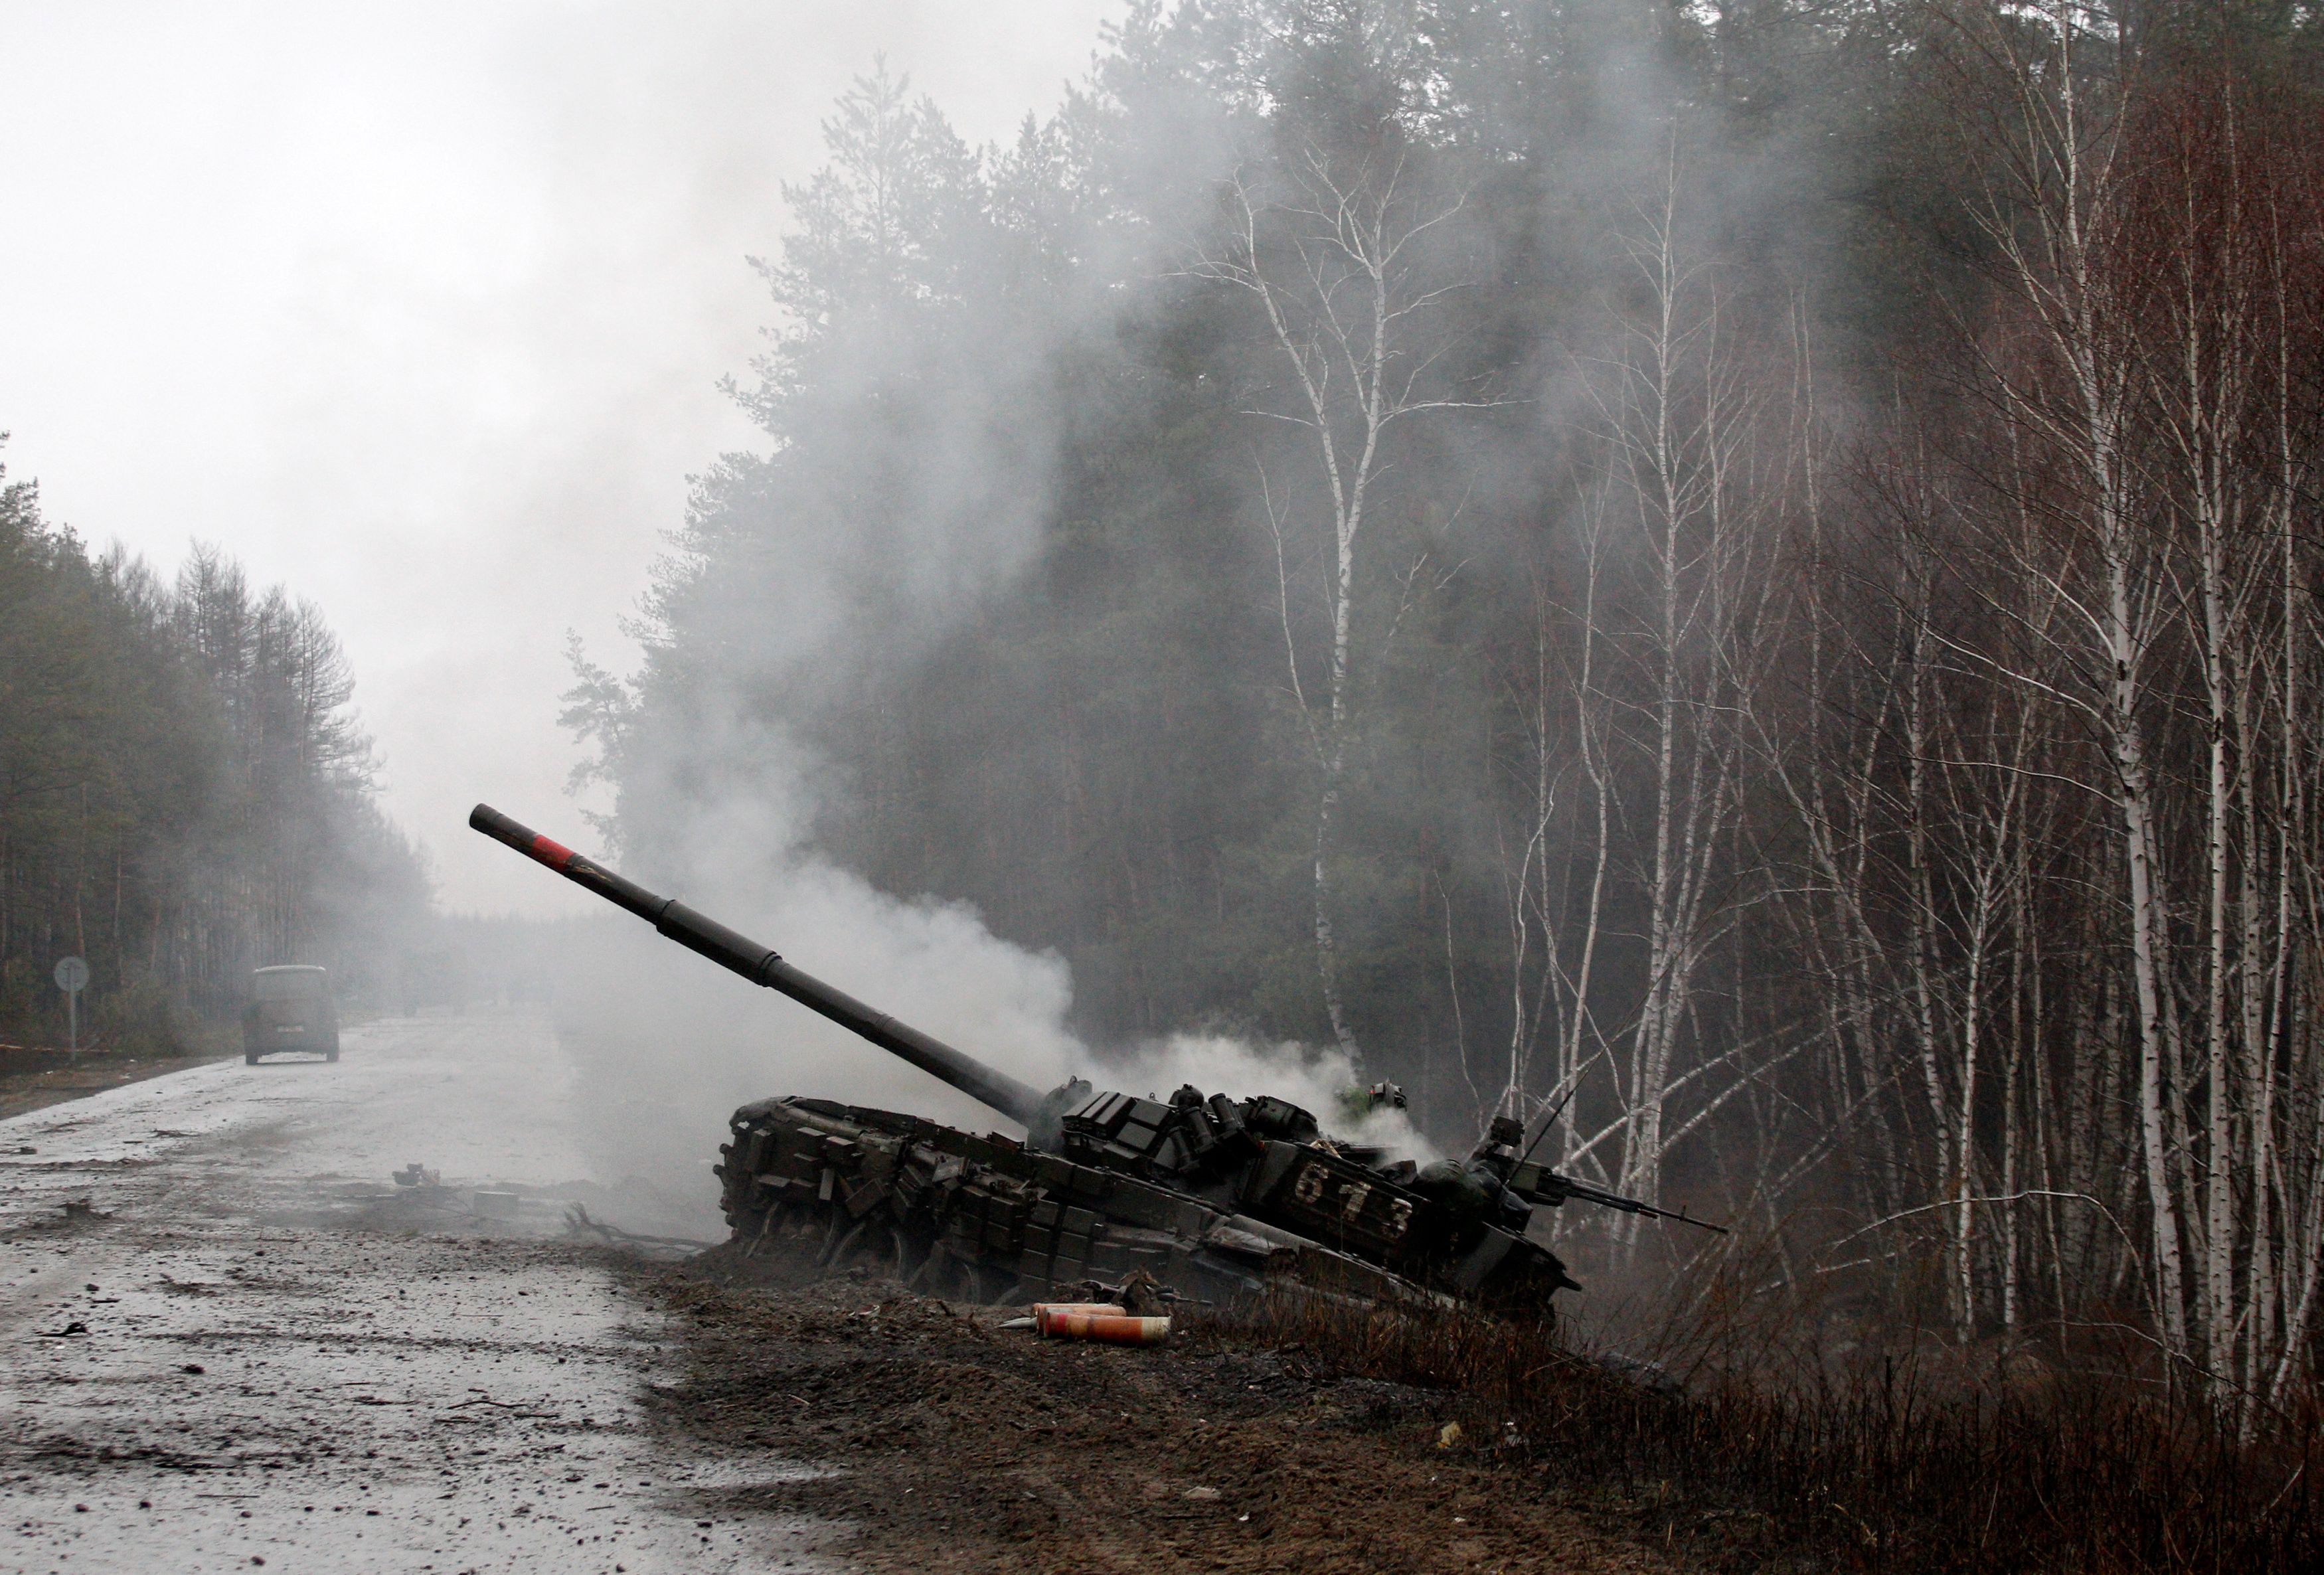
[740,1202,785,1258]
[875,1222,908,1277]
[821,1218,869,1268]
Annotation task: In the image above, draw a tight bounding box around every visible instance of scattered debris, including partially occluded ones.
[390,1163,440,1188]
[561,1204,712,1256]
[1044,1310,1171,1346]
[1031,1301,1124,1335]
[639,1265,1681,1572]
[450,1390,557,1420]
[1438,1421,1465,1449]
[1092,1268,1181,1316]
[1596,1351,1685,1397]
[39,1321,90,1338]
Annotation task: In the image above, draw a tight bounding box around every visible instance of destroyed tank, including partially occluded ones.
[471,803,1720,1315]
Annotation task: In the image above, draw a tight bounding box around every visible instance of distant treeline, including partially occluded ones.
[0,452,427,1048]
[572,3,2324,1405]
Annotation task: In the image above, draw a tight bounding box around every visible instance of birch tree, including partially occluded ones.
[1585,144,1768,1225]
[1192,138,1479,1069]
[1932,0,2197,1355]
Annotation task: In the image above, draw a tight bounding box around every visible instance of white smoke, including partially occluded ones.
[539,26,1460,1227]
[548,743,1438,1231]
[1110,1031,1442,1163]
[547,734,1440,1233]
[550,768,1076,1231]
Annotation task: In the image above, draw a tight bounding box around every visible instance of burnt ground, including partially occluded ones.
[629,1248,1698,1575]
[0,1045,238,1120]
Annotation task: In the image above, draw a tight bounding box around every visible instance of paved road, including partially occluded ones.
[0,1011,835,1575]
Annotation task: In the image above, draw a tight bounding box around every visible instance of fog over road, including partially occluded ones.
[0,1013,837,1574]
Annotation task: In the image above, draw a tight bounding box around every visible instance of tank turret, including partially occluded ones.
[471,804,1720,1313]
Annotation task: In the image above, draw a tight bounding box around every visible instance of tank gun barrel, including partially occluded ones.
[468,803,1049,1129]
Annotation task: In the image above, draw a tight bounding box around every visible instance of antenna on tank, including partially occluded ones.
[1517,1081,1578,1168]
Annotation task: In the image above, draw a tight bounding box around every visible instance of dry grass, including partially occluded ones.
[1193,1262,2320,1574]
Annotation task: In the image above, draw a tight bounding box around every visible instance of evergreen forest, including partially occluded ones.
[0,452,428,1050]
[568,0,2324,1414]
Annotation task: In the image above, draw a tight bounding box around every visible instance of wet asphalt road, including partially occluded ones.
[0,1011,839,1575]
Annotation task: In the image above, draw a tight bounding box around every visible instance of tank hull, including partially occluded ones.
[718,1096,1576,1313]
[466,806,1595,1315]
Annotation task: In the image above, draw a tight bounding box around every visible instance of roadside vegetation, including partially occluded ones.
[1207,1262,2320,1574]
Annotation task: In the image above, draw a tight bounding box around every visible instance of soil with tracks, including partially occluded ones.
[633,1246,1695,1575]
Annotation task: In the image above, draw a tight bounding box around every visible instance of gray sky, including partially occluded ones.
[0,1,1119,915]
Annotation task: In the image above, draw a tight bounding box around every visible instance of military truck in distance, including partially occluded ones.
[244,965,339,1064]
[469,803,1720,1315]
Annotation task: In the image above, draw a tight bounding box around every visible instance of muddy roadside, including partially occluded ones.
[627,1247,1701,1575]
[0,1044,242,1120]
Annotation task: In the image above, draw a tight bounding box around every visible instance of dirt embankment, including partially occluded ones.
[0,1044,240,1119]
[631,1248,1697,1575]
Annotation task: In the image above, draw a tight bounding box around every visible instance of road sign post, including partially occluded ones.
[53,955,88,1056]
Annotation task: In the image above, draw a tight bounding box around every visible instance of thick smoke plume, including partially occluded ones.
[551,728,1432,1232]
[555,3,1793,1222]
